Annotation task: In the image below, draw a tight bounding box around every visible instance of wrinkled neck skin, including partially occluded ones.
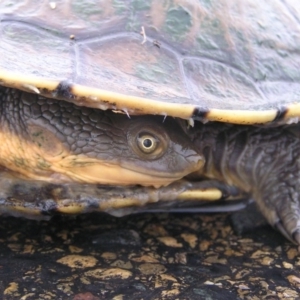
[192,122,300,190]
[190,122,300,228]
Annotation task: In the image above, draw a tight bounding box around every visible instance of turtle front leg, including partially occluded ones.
[255,179,300,246]
[191,122,300,246]
[249,139,300,246]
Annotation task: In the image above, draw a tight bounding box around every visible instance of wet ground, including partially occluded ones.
[0,210,299,300]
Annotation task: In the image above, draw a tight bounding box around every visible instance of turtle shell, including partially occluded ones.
[0,0,300,125]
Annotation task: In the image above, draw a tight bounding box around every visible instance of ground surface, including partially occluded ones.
[0,211,299,300]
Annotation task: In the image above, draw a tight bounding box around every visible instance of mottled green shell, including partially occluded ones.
[0,0,300,124]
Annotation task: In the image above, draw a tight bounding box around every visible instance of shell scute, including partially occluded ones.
[0,0,300,123]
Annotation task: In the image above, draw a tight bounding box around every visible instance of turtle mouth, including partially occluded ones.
[54,162,187,188]
[48,154,205,188]
[11,158,203,189]
[115,154,205,187]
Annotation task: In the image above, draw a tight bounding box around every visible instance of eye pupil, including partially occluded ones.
[143,138,153,148]
[130,128,167,159]
[136,133,158,154]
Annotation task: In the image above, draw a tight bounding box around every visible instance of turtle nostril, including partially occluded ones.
[197,157,205,170]
[189,154,205,172]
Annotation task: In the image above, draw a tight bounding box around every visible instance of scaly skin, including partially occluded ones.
[191,122,300,245]
[0,87,203,187]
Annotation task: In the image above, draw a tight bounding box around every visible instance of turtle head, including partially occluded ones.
[0,90,204,188]
[117,114,205,187]
[42,112,205,188]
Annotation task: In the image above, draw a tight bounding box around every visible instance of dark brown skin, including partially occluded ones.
[190,122,300,245]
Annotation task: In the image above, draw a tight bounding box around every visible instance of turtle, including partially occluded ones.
[0,0,300,245]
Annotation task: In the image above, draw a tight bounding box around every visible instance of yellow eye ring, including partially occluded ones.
[137,134,158,153]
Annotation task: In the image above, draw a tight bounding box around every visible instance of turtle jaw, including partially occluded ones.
[115,154,205,188]
[48,150,205,188]
[4,155,204,189]
[50,157,204,188]
[1,150,204,188]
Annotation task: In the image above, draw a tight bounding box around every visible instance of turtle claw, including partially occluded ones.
[293,231,300,246]
[273,207,300,245]
[258,190,300,246]
[274,221,296,244]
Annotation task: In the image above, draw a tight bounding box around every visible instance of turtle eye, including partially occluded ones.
[137,133,158,153]
[128,123,168,160]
